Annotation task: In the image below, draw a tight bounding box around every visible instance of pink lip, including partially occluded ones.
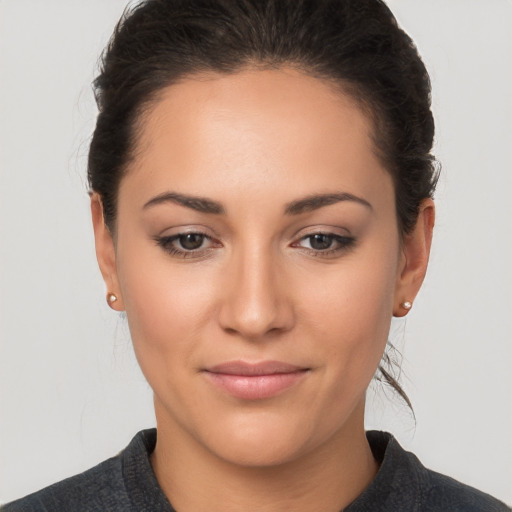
[203,360,309,400]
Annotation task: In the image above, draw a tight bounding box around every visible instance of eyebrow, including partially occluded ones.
[142,191,372,215]
[284,192,373,215]
[143,192,225,214]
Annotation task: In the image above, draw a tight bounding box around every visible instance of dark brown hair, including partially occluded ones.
[88,0,438,409]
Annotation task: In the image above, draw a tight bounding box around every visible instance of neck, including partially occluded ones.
[150,400,378,512]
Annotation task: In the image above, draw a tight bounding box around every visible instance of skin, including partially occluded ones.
[92,68,434,512]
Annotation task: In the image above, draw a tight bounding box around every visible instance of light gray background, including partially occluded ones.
[1,0,511,505]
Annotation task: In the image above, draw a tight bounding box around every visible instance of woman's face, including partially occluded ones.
[93,68,431,466]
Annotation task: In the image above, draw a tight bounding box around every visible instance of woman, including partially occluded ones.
[2,0,510,510]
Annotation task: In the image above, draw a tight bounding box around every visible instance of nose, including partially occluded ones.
[218,245,295,340]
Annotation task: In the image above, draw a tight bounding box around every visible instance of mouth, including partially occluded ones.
[202,360,310,400]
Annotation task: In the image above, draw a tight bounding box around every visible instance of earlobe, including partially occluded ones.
[393,199,435,317]
[90,193,124,311]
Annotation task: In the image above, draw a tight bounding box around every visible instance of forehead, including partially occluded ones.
[122,67,393,212]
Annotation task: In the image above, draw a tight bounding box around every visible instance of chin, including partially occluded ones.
[211,432,311,468]
[196,409,336,469]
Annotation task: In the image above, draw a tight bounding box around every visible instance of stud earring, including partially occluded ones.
[107,293,118,306]
[400,301,412,310]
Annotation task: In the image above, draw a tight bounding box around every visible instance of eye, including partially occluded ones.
[154,231,219,258]
[306,234,336,251]
[177,233,207,250]
[293,232,355,257]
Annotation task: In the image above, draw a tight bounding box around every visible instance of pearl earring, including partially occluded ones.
[401,301,412,310]
[107,293,118,305]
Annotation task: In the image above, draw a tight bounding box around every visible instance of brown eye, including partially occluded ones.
[178,233,206,250]
[155,231,217,258]
[293,232,356,258]
[308,234,335,250]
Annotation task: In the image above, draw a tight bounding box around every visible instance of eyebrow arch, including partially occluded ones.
[143,192,225,214]
[284,192,373,215]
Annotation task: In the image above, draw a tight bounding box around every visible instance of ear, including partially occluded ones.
[393,198,435,317]
[90,193,124,311]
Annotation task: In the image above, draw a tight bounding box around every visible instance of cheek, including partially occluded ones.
[115,241,219,376]
[299,243,399,378]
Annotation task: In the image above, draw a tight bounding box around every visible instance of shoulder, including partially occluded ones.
[420,465,511,512]
[1,429,162,512]
[354,431,511,512]
[1,452,128,512]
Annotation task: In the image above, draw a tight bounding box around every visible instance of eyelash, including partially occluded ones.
[154,232,356,259]
[292,233,356,257]
[154,232,217,259]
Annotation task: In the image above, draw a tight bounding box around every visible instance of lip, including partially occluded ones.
[203,360,310,400]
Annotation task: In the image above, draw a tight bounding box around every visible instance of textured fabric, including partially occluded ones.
[2,429,509,511]
[346,431,510,512]
[2,430,172,512]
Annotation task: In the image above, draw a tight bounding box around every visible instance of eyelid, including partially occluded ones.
[156,224,221,239]
[291,224,352,239]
